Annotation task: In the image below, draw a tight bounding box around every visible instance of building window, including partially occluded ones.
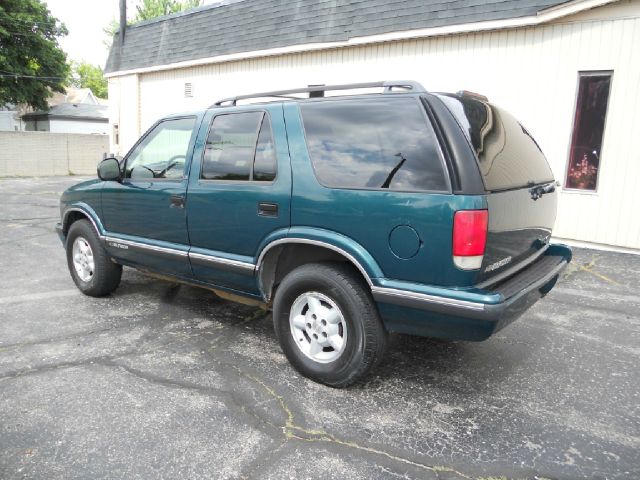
[184,82,193,98]
[113,124,119,146]
[565,72,612,191]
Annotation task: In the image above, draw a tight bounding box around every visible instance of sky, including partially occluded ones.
[44,0,127,68]
[43,0,218,68]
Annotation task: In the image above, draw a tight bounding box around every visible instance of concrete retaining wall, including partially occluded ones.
[0,131,109,176]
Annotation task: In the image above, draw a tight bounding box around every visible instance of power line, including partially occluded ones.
[0,71,65,80]
[1,30,47,37]
[0,69,62,75]
[0,17,61,28]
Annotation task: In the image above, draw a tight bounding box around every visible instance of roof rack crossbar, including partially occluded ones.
[210,80,426,107]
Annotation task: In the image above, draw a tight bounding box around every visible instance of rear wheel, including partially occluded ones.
[66,219,122,297]
[273,263,387,388]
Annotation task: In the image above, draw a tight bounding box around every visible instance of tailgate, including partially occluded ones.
[480,186,557,283]
[436,92,557,283]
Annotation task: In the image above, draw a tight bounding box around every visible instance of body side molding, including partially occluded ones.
[189,251,254,272]
[104,236,188,258]
[104,235,255,274]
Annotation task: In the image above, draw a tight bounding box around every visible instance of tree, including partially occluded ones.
[0,0,69,110]
[70,62,108,99]
[104,0,202,48]
[134,0,202,21]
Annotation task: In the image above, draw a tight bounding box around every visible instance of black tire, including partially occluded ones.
[273,262,387,388]
[66,219,122,297]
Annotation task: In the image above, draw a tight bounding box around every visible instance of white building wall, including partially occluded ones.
[49,119,108,135]
[0,111,21,131]
[107,73,140,155]
[0,131,109,176]
[109,1,640,249]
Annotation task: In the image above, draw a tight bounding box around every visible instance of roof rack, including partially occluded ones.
[211,80,426,107]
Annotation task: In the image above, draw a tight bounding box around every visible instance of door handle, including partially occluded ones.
[258,202,278,217]
[170,195,185,208]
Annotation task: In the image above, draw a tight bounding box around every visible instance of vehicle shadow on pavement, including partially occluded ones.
[113,269,530,392]
[368,331,530,392]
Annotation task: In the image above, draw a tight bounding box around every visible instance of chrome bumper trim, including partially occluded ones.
[371,286,485,311]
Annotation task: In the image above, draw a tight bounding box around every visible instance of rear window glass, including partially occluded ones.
[300,97,448,192]
[202,112,262,181]
[437,94,554,191]
[201,111,276,182]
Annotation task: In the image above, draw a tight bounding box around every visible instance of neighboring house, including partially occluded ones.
[0,106,21,131]
[0,87,102,133]
[48,87,102,107]
[22,103,108,134]
[104,0,640,251]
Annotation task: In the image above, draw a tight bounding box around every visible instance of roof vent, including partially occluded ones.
[184,82,193,98]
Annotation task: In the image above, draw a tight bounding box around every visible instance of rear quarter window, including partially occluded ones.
[437,94,554,191]
[299,97,448,192]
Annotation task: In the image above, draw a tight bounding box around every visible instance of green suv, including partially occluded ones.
[57,81,572,387]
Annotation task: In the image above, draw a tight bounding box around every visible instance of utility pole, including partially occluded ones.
[119,0,126,46]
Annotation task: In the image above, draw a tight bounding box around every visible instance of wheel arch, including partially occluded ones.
[62,205,105,238]
[256,236,383,303]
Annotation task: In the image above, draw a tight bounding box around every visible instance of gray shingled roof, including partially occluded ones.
[105,0,572,74]
[22,103,108,121]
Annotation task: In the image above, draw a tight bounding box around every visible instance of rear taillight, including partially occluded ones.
[452,210,488,270]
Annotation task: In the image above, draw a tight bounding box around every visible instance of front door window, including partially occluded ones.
[125,117,196,180]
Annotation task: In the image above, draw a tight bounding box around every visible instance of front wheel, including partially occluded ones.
[273,263,387,388]
[66,219,122,297]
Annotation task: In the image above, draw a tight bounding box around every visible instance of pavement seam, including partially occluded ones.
[240,370,473,479]
[0,299,531,479]
[96,358,300,444]
[0,324,129,351]
[0,354,134,381]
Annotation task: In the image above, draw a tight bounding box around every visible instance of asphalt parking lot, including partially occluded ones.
[0,176,638,480]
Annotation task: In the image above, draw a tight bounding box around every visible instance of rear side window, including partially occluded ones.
[201,111,276,181]
[437,94,554,191]
[300,97,448,192]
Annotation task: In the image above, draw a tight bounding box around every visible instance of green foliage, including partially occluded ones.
[0,0,69,110]
[70,62,108,99]
[103,20,120,49]
[134,0,202,21]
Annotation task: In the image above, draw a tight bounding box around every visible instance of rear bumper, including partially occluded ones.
[372,244,572,340]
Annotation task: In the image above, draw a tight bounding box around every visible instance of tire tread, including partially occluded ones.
[273,262,387,387]
[66,219,122,297]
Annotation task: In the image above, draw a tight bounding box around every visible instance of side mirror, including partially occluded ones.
[97,157,122,182]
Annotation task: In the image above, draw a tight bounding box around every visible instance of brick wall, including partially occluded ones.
[0,131,109,176]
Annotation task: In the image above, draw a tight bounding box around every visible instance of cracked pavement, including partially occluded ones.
[0,176,638,479]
